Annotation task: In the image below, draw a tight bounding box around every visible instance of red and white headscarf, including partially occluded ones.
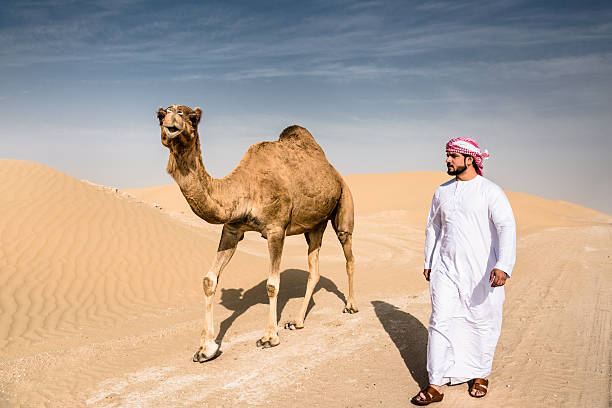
[445,137,490,176]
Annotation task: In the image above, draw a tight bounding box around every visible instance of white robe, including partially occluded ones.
[424,175,516,385]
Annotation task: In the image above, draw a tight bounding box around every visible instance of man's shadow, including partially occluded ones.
[216,268,346,344]
[372,300,429,389]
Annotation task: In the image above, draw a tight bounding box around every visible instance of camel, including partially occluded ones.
[156,104,358,362]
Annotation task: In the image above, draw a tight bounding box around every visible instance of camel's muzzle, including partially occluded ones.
[164,125,182,139]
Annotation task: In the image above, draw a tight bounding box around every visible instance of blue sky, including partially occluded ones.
[2,0,611,214]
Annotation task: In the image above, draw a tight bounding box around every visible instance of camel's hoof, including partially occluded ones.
[343,307,358,314]
[256,337,280,349]
[192,347,221,363]
[284,321,304,330]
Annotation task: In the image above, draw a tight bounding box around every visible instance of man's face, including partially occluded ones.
[446,152,467,175]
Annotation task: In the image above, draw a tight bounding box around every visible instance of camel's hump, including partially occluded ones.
[278,125,317,144]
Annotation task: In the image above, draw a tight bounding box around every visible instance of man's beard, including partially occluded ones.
[447,164,467,175]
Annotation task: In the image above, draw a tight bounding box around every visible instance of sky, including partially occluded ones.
[1,0,611,214]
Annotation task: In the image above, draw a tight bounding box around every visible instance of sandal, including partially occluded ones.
[468,378,488,398]
[411,385,444,405]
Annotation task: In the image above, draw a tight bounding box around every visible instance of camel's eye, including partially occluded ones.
[178,112,183,116]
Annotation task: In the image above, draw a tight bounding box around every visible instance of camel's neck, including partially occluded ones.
[167,145,234,224]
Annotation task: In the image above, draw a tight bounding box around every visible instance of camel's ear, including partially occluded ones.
[189,107,202,127]
[157,107,166,125]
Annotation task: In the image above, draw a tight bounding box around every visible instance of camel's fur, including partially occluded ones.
[157,105,357,361]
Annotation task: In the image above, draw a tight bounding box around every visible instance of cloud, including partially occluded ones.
[3,0,611,87]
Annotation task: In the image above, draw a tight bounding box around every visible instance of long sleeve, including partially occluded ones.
[424,190,441,269]
[488,186,516,276]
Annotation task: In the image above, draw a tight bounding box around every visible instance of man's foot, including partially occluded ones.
[411,385,444,405]
[468,378,488,398]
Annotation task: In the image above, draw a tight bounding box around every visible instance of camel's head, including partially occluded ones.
[157,105,202,152]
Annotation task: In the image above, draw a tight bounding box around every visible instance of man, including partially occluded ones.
[412,137,516,405]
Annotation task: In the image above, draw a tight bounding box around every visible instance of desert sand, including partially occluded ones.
[1,159,610,407]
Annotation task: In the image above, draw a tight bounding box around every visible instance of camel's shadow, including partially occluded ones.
[216,268,346,344]
[372,300,429,389]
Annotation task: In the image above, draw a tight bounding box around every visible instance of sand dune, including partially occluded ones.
[127,171,610,233]
[0,160,267,358]
[1,160,610,407]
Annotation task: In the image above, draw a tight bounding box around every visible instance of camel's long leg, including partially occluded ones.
[338,232,358,313]
[332,184,358,313]
[256,228,285,348]
[193,225,243,362]
[285,222,327,330]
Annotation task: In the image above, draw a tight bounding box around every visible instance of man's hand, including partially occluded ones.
[489,268,508,287]
[423,269,431,281]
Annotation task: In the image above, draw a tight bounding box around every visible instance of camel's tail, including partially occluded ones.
[331,177,354,236]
